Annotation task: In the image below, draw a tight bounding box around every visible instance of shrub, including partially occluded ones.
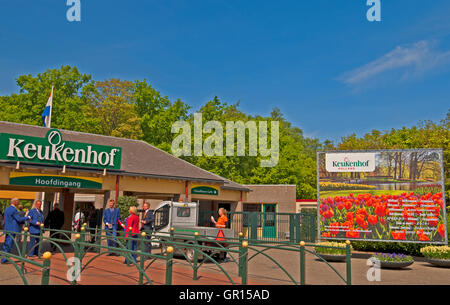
[117,195,138,223]
[314,241,351,255]
[420,246,450,260]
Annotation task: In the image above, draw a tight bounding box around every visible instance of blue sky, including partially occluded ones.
[0,1,449,143]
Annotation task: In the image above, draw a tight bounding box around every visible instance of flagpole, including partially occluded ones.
[48,85,54,128]
[41,85,54,212]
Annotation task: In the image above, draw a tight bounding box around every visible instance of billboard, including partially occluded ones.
[317,149,448,244]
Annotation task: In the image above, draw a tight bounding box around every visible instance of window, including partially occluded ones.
[154,205,170,231]
[176,207,191,217]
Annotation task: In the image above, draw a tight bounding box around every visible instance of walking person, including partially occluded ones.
[123,206,139,264]
[87,205,98,243]
[103,199,122,256]
[211,208,229,263]
[44,203,65,252]
[140,202,154,257]
[27,200,45,257]
[1,198,30,264]
[72,206,85,232]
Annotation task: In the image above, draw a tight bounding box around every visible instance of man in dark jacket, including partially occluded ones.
[140,202,154,255]
[1,198,30,264]
[45,203,65,252]
[86,205,98,243]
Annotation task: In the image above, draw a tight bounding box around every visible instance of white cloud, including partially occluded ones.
[338,40,450,86]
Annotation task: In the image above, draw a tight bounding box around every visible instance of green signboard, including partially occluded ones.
[0,129,122,170]
[9,172,103,189]
[191,185,219,196]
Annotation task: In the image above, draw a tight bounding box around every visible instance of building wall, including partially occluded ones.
[242,185,297,213]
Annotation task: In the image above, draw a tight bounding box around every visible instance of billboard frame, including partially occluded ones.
[316,148,448,245]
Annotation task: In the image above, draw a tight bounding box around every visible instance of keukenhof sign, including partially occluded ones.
[326,152,376,172]
[0,129,122,170]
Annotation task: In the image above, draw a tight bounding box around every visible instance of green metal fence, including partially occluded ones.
[0,224,351,285]
[199,211,316,243]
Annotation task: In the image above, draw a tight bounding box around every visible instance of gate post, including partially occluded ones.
[38,224,44,259]
[310,215,316,243]
[346,240,352,285]
[289,215,295,243]
[295,215,301,243]
[165,246,174,285]
[21,228,29,272]
[193,232,199,280]
[241,241,248,285]
[139,232,146,285]
[249,212,258,240]
[238,232,243,277]
[41,251,52,285]
[299,241,305,285]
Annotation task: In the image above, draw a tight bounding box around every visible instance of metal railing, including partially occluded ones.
[0,224,351,285]
[199,211,317,243]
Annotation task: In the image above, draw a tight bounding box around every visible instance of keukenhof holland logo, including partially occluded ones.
[325,152,375,172]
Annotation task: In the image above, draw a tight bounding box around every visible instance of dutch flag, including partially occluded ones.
[41,86,53,128]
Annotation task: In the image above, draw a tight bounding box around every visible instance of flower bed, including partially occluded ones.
[314,241,351,255]
[420,246,450,260]
[420,246,450,267]
[314,241,352,262]
[370,253,414,269]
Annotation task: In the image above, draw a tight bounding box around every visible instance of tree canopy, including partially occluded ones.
[0,66,448,199]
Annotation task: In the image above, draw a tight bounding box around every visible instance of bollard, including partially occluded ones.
[241,241,248,285]
[41,251,52,285]
[21,228,29,272]
[126,228,133,267]
[38,223,44,259]
[193,232,199,280]
[238,232,243,277]
[345,240,352,285]
[165,246,174,285]
[299,241,306,285]
[170,227,174,242]
[80,226,86,258]
[73,233,81,285]
[139,232,146,285]
[95,227,101,253]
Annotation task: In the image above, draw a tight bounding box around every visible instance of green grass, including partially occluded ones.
[320,189,404,198]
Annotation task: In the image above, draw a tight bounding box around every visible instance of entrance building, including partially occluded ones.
[0,121,250,230]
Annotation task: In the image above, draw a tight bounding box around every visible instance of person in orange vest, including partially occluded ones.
[123,206,140,264]
[211,208,229,262]
[211,208,228,228]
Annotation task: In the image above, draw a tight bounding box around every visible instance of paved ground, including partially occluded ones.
[0,239,449,285]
